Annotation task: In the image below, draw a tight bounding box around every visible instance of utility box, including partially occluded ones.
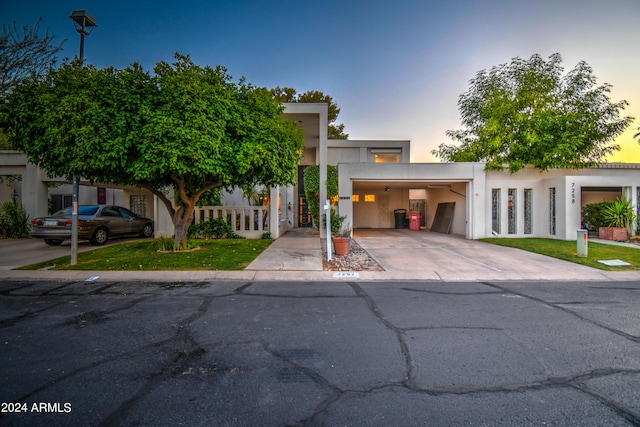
[577,229,588,257]
[409,211,421,230]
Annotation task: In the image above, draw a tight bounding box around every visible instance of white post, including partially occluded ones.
[324,200,331,261]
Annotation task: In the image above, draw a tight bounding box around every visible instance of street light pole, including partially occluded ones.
[69,10,96,265]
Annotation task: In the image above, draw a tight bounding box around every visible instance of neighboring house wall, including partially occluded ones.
[485,165,640,240]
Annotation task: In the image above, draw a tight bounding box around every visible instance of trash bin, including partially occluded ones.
[394,209,407,229]
[409,211,421,230]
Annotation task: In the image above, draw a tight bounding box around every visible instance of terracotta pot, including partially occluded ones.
[332,236,350,256]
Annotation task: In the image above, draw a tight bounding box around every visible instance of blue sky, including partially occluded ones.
[5,0,640,161]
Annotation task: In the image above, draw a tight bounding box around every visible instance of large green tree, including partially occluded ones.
[432,53,633,172]
[270,87,348,139]
[1,54,304,247]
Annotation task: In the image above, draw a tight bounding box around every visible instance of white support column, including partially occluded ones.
[269,186,279,238]
[23,163,48,217]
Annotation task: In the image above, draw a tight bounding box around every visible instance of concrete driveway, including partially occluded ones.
[352,229,633,281]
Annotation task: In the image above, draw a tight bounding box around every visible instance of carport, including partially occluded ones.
[351,180,467,234]
[337,162,487,239]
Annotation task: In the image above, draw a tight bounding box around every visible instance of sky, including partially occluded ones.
[5,0,640,162]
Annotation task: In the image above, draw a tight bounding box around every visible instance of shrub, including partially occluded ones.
[0,202,30,238]
[582,202,609,231]
[324,210,346,236]
[188,217,243,239]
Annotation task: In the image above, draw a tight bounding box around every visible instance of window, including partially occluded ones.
[524,189,532,234]
[491,189,500,234]
[549,188,556,235]
[50,194,72,214]
[508,189,516,234]
[374,153,398,163]
[364,195,376,202]
[371,148,401,163]
[637,187,640,230]
[101,207,121,217]
[352,195,360,202]
[117,206,137,219]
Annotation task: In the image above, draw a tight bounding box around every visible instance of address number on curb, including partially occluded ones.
[333,272,360,278]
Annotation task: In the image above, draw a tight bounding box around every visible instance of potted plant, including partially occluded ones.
[328,211,351,256]
[599,197,635,241]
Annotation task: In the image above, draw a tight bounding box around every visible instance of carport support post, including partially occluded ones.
[324,200,331,261]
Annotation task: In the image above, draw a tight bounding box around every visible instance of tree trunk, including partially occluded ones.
[173,206,194,248]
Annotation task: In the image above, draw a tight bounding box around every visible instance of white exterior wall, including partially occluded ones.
[352,187,409,229]
[485,166,640,240]
[328,140,410,165]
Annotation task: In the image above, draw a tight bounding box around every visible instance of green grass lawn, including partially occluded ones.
[481,238,640,271]
[18,239,272,271]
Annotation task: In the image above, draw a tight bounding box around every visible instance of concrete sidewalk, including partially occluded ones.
[2,230,640,282]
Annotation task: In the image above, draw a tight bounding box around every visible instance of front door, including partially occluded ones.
[298,166,312,227]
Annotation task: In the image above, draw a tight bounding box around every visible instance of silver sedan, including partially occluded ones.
[29,205,154,246]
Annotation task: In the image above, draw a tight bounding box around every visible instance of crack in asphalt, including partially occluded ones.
[571,382,640,426]
[401,286,503,296]
[98,295,215,426]
[295,281,640,426]
[2,279,640,425]
[482,282,640,344]
[347,282,414,384]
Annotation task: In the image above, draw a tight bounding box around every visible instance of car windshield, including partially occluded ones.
[56,206,100,216]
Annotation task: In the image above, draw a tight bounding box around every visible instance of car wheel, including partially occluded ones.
[90,228,108,246]
[141,223,153,238]
[44,239,64,246]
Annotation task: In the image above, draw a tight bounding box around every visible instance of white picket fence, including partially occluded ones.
[193,206,270,238]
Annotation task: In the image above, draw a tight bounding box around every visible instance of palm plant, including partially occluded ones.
[603,197,635,229]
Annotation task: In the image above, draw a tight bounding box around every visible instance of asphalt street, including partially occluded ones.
[1,278,639,426]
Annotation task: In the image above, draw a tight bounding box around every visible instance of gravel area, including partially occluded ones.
[322,238,384,271]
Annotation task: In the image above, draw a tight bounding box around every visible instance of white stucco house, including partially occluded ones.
[2,101,639,242]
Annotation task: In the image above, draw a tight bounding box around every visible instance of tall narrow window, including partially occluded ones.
[549,188,556,235]
[508,189,516,234]
[491,189,500,234]
[524,189,532,235]
[637,187,640,234]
